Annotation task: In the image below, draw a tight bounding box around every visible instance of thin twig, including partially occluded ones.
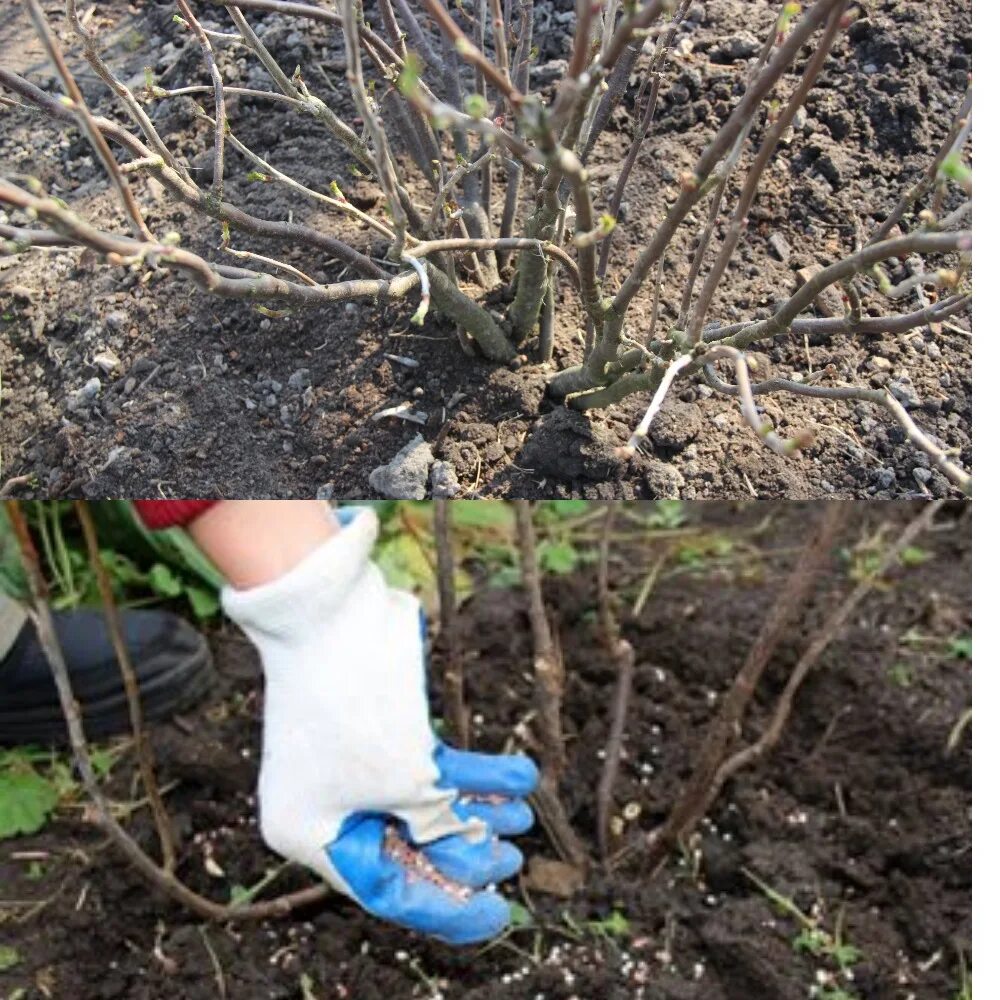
[433,500,468,748]
[24,0,152,240]
[709,501,945,804]
[594,503,636,862]
[176,0,228,207]
[75,502,177,873]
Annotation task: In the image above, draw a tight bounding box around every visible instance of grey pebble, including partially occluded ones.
[369,434,435,499]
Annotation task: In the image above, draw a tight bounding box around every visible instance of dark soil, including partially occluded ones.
[0,502,972,999]
[0,1,972,499]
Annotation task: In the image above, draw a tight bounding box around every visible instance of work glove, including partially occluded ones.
[222,506,537,944]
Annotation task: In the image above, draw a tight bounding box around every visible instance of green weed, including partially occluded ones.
[745,869,861,1000]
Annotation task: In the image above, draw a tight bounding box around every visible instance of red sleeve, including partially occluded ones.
[134,500,220,529]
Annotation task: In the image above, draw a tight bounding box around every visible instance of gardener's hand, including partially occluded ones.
[222,506,538,945]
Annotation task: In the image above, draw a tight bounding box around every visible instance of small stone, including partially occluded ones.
[768,233,793,263]
[710,34,758,63]
[288,368,311,390]
[926,342,942,361]
[869,356,892,371]
[66,377,100,411]
[316,484,336,501]
[244,398,257,410]
[368,434,435,499]
[862,62,879,75]
[645,460,685,499]
[105,311,128,332]
[876,468,896,490]
[685,1,706,23]
[913,467,933,485]
[429,460,460,498]
[795,265,842,317]
[888,379,920,407]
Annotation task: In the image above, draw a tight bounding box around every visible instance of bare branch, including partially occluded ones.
[176,0,228,207]
[75,502,177,872]
[646,502,849,865]
[24,0,153,241]
[513,501,588,867]
[433,500,468,748]
[710,501,945,799]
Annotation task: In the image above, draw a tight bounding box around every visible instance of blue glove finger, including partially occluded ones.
[327,813,510,945]
[452,796,536,837]
[420,832,523,887]
[435,744,539,798]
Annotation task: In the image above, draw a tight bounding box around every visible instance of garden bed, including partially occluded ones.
[0,0,972,499]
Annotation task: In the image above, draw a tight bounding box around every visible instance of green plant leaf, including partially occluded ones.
[89,747,115,780]
[0,945,21,971]
[229,884,252,906]
[589,909,630,938]
[449,500,513,529]
[899,545,931,567]
[949,635,972,660]
[0,768,59,839]
[185,584,220,621]
[538,541,578,575]
[148,562,183,598]
[538,500,590,520]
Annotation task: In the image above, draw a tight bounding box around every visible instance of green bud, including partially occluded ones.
[397,53,424,99]
[464,93,488,119]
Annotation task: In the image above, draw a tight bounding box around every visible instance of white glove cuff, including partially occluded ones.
[220,505,380,642]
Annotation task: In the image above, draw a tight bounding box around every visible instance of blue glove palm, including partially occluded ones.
[327,746,538,944]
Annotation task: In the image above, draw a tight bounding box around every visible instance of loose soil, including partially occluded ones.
[0,1,972,499]
[0,502,972,999]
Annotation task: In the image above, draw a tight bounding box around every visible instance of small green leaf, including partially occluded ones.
[948,635,972,660]
[887,662,913,688]
[449,500,513,529]
[396,53,424,99]
[939,152,972,189]
[464,93,488,119]
[509,902,533,928]
[89,747,115,780]
[539,500,590,520]
[229,884,252,906]
[0,945,21,971]
[538,541,578,575]
[0,769,59,839]
[589,909,630,938]
[185,584,220,621]
[899,546,931,567]
[149,562,183,598]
